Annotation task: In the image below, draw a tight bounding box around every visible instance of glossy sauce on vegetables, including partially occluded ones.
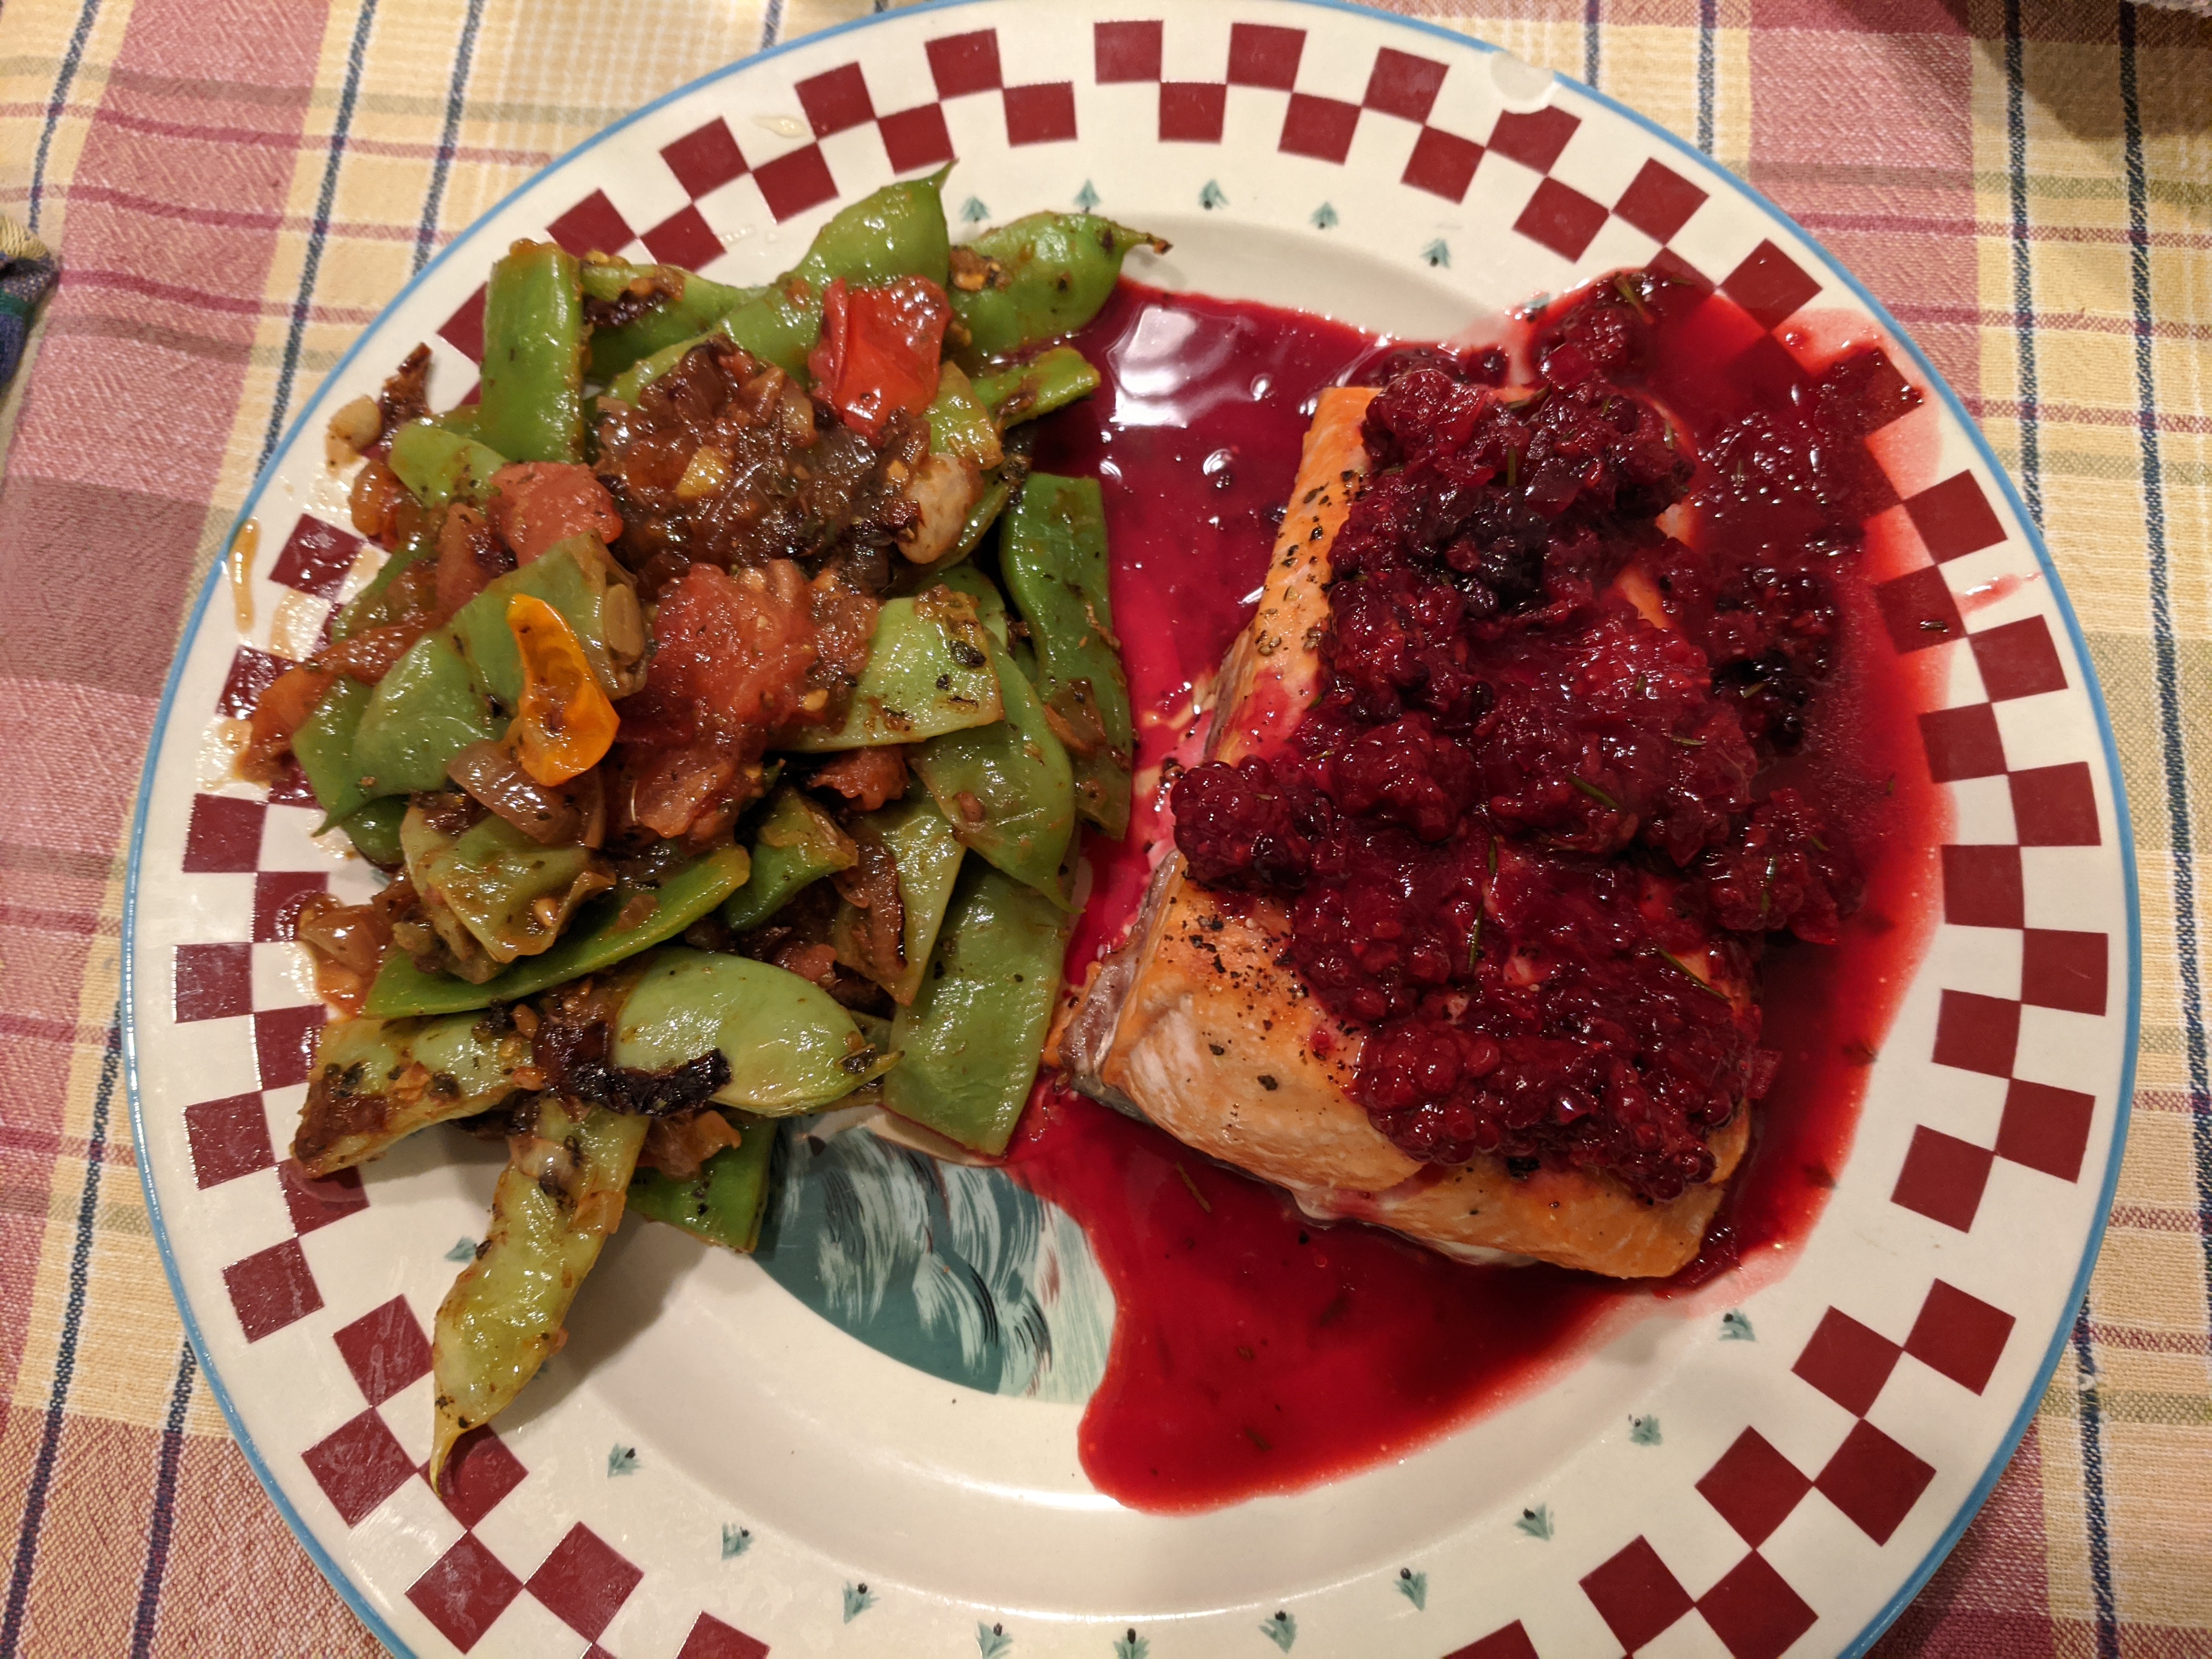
[1011,280,1947,1513]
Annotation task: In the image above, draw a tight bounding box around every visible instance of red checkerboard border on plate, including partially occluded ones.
[146,11,2121,1656]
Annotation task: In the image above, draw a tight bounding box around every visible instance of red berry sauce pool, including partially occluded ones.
[1005,279,1949,1514]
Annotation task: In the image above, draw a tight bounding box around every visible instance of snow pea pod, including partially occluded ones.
[401,805,611,972]
[293,1011,534,1176]
[614,949,896,1113]
[913,627,1074,902]
[294,676,373,827]
[969,345,1102,428]
[626,1112,776,1253]
[353,634,502,797]
[387,418,508,509]
[1002,473,1134,835]
[779,590,1002,750]
[721,787,855,934]
[831,792,967,1006]
[362,845,752,1017]
[950,213,1163,361]
[884,861,1069,1155]
[431,1097,645,1485]
[475,239,587,463]
[581,258,756,382]
[445,534,647,709]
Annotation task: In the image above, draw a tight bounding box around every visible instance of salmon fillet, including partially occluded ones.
[1064,387,1748,1279]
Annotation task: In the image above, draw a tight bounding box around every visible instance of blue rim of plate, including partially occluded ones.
[119,2,2140,1652]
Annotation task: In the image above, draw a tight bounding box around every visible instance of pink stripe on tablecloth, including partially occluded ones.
[0,0,332,1411]
[1746,26,1979,398]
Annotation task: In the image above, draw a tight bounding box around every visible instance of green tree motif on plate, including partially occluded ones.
[1395,1568,1427,1610]
[1260,1609,1297,1651]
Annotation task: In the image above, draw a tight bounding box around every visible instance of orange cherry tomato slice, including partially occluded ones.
[507,593,617,786]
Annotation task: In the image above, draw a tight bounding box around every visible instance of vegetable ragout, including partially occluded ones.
[240,172,1152,1480]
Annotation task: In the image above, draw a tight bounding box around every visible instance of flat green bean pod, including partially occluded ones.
[950,213,1164,361]
[363,845,752,1018]
[352,634,501,798]
[970,346,1102,428]
[431,1098,645,1485]
[387,419,508,509]
[831,793,967,1006]
[475,240,587,463]
[334,796,406,866]
[293,1011,534,1176]
[401,807,611,973]
[614,949,896,1113]
[779,591,1002,750]
[294,676,372,828]
[581,258,756,381]
[1002,473,1135,836]
[721,787,855,934]
[912,628,1075,902]
[626,1113,777,1253]
[885,861,1070,1155]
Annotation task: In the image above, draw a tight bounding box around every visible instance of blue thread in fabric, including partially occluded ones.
[0,1017,120,1658]
[27,0,104,232]
[1582,0,1601,90]
[2071,1310,2120,1656]
[128,1342,198,1658]
[414,0,489,274]
[1695,0,1716,155]
[2120,0,2212,1472]
[258,0,383,473]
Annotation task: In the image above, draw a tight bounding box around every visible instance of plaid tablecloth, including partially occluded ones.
[1,0,2206,1651]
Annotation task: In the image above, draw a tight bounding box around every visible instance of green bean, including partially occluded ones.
[293,1011,534,1176]
[779,590,1002,751]
[331,526,436,642]
[336,796,406,865]
[884,861,1069,1155]
[475,239,587,463]
[912,626,1074,903]
[294,677,373,828]
[721,787,855,933]
[353,634,502,797]
[626,1112,776,1253]
[950,213,1163,361]
[581,258,756,382]
[831,793,966,1006]
[387,419,508,510]
[445,534,648,707]
[363,845,752,1018]
[970,345,1102,428]
[613,949,896,1112]
[401,805,610,971]
[1002,473,1134,836]
[431,1098,645,1486]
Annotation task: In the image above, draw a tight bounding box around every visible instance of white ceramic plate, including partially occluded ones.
[125,2,2138,1654]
